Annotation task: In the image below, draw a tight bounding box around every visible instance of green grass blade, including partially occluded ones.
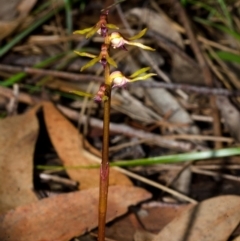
[217,0,233,29]
[64,0,73,49]
[111,147,240,167]
[194,17,240,42]
[37,147,240,170]
[212,51,240,63]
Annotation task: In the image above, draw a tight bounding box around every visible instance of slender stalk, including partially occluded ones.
[98,88,111,241]
[98,40,112,241]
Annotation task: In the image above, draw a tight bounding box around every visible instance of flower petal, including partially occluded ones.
[74,51,97,58]
[126,41,155,51]
[80,56,101,72]
[129,67,151,78]
[73,27,94,35]
[106,56,118,68]
[130,73,157,82]
[85,26,100,38]
[128,28,147,41]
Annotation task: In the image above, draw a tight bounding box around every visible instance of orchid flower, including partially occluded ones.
[110,67,157,88]
[70,84,108,102]
[74,44,117,71]
[109,28,155,51]
[73,12,118,38]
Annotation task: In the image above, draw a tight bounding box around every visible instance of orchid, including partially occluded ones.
[109,28,155,51]
[72,3,156,241]
[110,67,157,88]
[74,44,117,71]
[70,84,108,102]
[73,12,118,38]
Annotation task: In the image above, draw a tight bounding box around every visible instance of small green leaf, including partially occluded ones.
[74,51,97,58]
[80,56,101,71]
[129,28,147,41]
[106,56,118,68]
[131,73,157,82]
[129,67,150,78]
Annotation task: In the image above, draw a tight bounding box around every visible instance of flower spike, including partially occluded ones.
[109,29,155,51]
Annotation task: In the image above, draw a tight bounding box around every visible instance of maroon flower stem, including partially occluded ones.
[98,41,112,241]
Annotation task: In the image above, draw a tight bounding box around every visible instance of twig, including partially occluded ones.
[0,64,103,83]
[191,166,240,182]
[1,64,240,97]
[57,104,206,152]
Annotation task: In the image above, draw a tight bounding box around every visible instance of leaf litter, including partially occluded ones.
[0,186,151,241]
[0,108,38,212]
[43,101,132,189]
[0,0,240,241]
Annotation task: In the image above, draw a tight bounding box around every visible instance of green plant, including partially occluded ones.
[72,2,155,241]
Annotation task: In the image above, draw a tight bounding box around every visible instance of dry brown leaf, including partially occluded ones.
[43,101,132,189]
[0,185,151,241]
[152,195,240,241]
[0,109,38,213]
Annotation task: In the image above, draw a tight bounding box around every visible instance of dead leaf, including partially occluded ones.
[43,101,132,189]
[0,109,38,213]
[0,185,151,241]
[152,195,240,241]
[139,202,190,233]
[134,230,156,241]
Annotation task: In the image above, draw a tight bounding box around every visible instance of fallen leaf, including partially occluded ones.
[139,202,190,233]
[0,185,151,241]
[152,195,240,241]
[43,101,132,189]
[0,109,38,213]
[134,230,156,241]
